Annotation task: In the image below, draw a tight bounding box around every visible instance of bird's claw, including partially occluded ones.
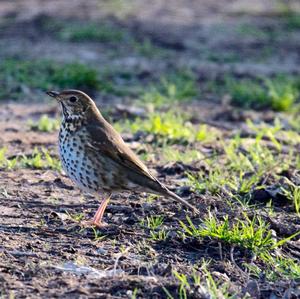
[80,220,108,228]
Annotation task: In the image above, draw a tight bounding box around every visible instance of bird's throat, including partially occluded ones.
[61,111,85,132]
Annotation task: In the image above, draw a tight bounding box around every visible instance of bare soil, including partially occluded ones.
[0,1,300,298]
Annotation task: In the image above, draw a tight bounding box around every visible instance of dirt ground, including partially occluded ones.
[0,1,300,298]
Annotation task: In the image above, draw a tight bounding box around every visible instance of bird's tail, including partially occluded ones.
[136,173,200,214]
[162,188,200,215]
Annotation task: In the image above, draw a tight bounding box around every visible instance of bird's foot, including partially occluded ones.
[80,219,108,228]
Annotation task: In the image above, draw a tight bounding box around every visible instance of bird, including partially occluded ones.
[46,89,199,227]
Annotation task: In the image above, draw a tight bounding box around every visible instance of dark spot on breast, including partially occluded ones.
[102,175,107,185]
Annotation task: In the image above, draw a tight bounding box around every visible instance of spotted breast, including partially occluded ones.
[58,118,106,194]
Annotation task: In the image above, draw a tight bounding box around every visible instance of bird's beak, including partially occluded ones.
[46,90,60,100]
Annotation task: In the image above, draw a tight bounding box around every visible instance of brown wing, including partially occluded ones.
[86,120,159,183]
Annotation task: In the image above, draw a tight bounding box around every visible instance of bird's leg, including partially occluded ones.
[92,194,111,226]
[80,194,111,228]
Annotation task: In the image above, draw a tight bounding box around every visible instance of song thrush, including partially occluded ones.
[47,89,199,227]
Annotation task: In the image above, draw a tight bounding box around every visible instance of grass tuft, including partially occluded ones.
[142,71,198,106]
[59,22,125,43]
[0,147,61,171]
[224,76,299,111]
[28,115,60,132]
[20,148,61,171]
[180,213,274,254]
[0,59,100,100]
[180,213,300,255]
[161,147,203,163]
[164,263,236,299]
[117,112,218,144]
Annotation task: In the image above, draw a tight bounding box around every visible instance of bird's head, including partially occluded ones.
[46,89,95,120]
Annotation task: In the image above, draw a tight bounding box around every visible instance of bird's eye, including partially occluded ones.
[69,96,77,103]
